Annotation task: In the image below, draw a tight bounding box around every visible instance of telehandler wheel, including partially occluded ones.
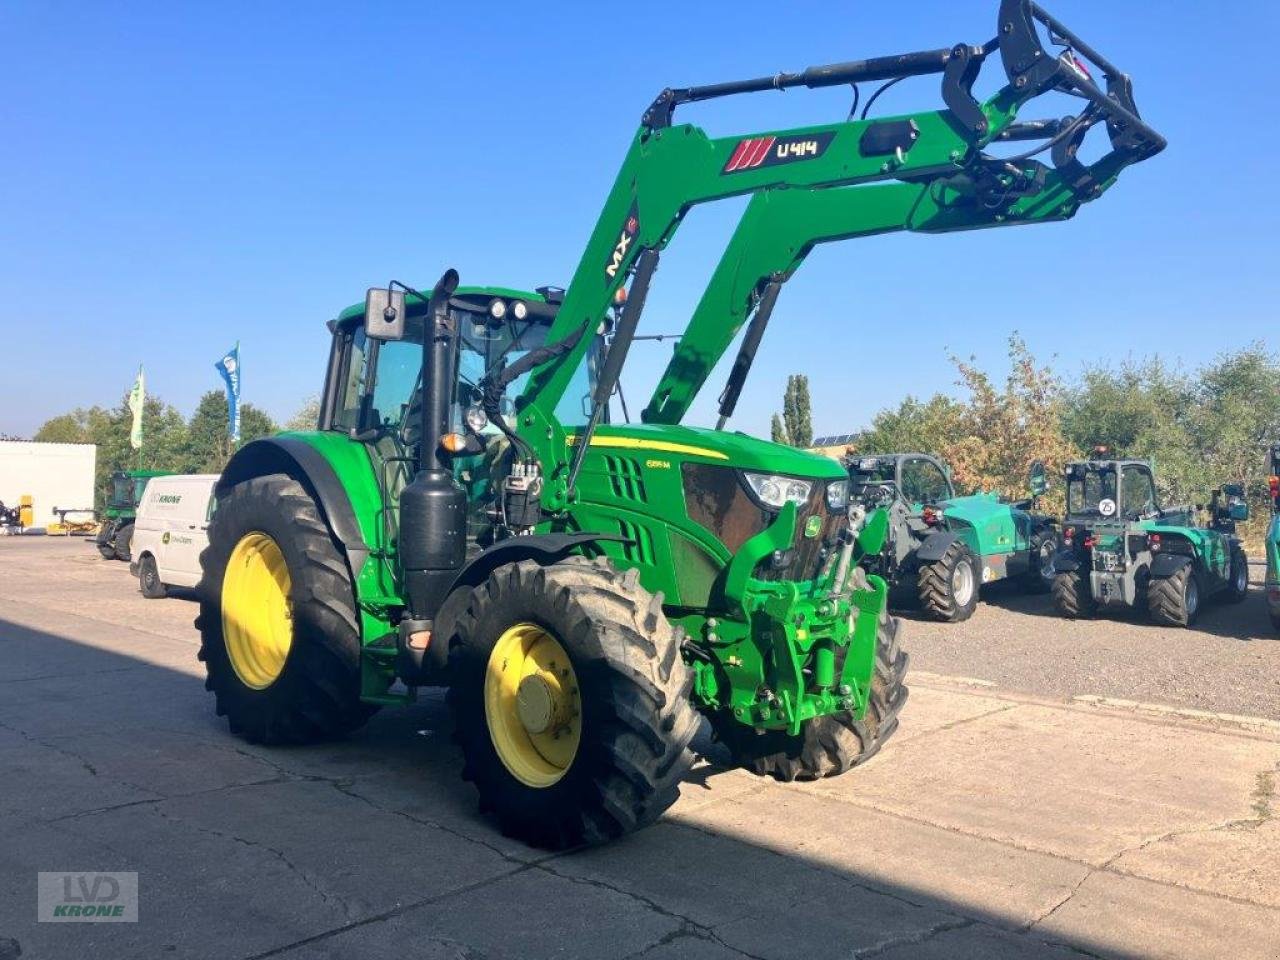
[712,611,908,782]
[1226,547,1249,604]
[447,557,698,849]
[113,522,134,562]
[1147,564,1200,627]
[1051,569,1095,618]
[917,542,979,622]
[195,474,377,745]
[1022,529,1059,594]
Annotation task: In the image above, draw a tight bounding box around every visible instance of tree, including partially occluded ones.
[180,391,278,473]
[780,374,812,448]
[34,396,189,510]
[285,396,321,432]
[770,413,788,445]
[857,394,965,459]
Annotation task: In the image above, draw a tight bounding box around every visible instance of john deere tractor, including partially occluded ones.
[1266,445,1280,630]
[96,469,169,561]
[1050,454,1248,626]
[197,1,1162,847]
[847,454,1056,621]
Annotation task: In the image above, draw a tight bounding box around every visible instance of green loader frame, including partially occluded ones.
[197,1,1164,848]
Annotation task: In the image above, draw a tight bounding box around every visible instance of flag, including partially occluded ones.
[215,344,241,444]
[127,366,145,450]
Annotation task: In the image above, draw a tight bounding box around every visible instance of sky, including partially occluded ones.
[2,1,1277,441]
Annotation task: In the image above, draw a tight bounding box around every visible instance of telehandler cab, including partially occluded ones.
[198,1,1163,848]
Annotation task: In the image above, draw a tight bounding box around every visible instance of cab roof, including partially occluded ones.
[335,285,550,329]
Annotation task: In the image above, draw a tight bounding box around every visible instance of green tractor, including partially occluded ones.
[847,454,1057,621]
[95,469,169,561]
[1050,454,1249,626]
[196,1,1162,847]
[1265,445,1280,630]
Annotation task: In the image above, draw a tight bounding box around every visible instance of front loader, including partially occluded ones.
[197,1,1163,848]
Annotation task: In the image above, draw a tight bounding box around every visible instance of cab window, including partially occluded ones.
[1121,466,1156,518]
[900,458,949,505]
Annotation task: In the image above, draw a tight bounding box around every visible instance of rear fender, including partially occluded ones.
[1050,549,1080,573]
[218,436,370,580]
[1150,553,1192,579]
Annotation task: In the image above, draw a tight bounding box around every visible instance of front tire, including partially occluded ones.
[918,542,979,622]
[447,557,698,849]
[1148,563,1200,627]
[196,474,376,744]
[97,522,117,560]
[713,612,908,781]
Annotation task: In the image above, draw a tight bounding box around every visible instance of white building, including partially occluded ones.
[0,441,97,528]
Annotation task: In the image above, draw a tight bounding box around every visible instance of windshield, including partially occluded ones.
[342,306,599,439]
[1066,466,1118,517]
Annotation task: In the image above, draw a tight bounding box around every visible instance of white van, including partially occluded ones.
[130,474,219,598]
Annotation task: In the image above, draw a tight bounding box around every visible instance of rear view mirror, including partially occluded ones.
[1029,460,1048,498]
[1229,500,1249,522]
[365,287,407,341]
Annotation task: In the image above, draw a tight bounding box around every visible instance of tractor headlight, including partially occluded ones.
[744,472,811,510]
[825,479,849,511]
[488,298,507,320]
[465,405,488,433]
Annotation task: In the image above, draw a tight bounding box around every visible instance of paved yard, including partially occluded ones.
[1,537,1278,960]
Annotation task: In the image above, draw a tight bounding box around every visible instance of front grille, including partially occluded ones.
[757,485,843,583]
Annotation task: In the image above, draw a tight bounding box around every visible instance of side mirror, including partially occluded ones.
[365,287,408,341]
[1229,500,1250,522]
[1029,460,1048,498]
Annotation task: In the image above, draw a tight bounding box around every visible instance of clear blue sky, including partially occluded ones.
[2,1,1277,440]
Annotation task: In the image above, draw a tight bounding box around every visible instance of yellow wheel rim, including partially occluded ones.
[484,622,582,788]
[222,532,293,690]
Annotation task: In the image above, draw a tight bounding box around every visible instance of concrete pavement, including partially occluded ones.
[1,538,1278,960]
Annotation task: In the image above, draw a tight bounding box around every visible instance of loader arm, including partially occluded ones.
[642,135,1137,425]
[513,0,1164,512]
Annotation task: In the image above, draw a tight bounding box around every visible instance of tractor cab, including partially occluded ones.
[1063,458,1166,526]
[105,470,167,518]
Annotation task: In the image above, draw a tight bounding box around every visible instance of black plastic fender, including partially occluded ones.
[1050,549,1080,574]
[448,533,626,595]
[217,437,369,578]
[915,531,960,563]
[1149,553,1193,579]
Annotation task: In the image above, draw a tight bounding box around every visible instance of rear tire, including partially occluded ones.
[196,474,377,745]
[1226,546,1249,604]
[113,522,134,562]
[713,612,908,782]
[1148,563,1200,627]
[918,542,979,622]
[1051,569,1096,618]
[138,554,167,599]
[447,557,698,849]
